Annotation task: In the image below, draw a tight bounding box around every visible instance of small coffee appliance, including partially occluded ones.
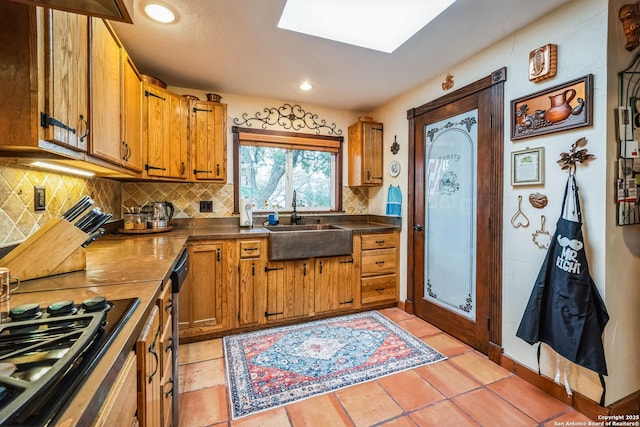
[146,201,174,229]
[239,199,255,227]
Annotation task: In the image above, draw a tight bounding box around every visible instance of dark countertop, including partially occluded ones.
[3,214,400,425]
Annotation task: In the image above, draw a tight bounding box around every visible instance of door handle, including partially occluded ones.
[413,224,423,231]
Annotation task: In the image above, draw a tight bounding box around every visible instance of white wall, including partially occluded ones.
[370,0,638,406]
[604,0,640,407]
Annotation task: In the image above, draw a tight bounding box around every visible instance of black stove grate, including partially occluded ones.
[0,298,139,426]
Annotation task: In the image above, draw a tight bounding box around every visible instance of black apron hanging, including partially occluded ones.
[516,173,609,403]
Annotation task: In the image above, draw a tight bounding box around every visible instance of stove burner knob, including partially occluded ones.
[82,297,107,312]
[47,300,75,316]
[9,303,41,321]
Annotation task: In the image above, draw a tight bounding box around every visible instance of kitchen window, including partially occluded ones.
[232,127,344,213]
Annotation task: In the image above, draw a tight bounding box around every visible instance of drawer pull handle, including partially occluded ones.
[339,299,354,305]
[243,247,257,252]
[375,261,385,265]
[265,266,284,272]
[164,379,174,398]
[375,287,385,291]
[375,240,386,244]
[265,311,283,317]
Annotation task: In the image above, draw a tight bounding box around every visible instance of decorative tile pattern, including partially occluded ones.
[123,183,369,217]
[0,159,369,247]
[0,160,121,247]
[122,182,234,218]
[343,186,368,214]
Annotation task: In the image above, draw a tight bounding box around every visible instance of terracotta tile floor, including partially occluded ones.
[178,308,596,427]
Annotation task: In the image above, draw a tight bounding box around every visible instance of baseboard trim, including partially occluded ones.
[500,354,640,418]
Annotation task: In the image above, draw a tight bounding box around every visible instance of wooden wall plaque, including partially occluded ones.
[529,44,557,83]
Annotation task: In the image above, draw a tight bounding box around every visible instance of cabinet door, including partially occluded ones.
[145,84,167,177]
[136,306,161,427]
[43,9,89,151]
[348,121,383,186]
[90,18,122,164]
[166,93,189,179]
[314,256,355,313]
[160,314,173,427]
[121,52,143,171]
[264,260,311,322]
[191,100,227,182]
[145,86,188,179]
[238,258,264,326]
[183,243,226,335]
[362,122,383,185]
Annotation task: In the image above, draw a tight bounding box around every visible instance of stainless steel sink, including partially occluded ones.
[266,224,353,260]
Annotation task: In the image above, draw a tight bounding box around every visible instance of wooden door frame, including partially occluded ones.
[406,68,506,362]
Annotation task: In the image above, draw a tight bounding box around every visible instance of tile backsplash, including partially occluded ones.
[0,158,369,247]
[122,183,369,217]
[0,160,121,247]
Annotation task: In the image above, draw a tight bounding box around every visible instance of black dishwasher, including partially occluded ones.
[169,248,189,426]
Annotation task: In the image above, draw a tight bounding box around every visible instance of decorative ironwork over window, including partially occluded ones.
[233,104,342,136]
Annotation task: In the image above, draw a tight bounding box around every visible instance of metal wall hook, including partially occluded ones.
[511,195,530,228]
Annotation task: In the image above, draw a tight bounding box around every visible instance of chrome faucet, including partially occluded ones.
[291,190,304,225]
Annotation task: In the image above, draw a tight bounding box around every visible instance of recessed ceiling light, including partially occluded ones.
[278,0,456,53]
[299,82,313,91]
[144,3,176,23]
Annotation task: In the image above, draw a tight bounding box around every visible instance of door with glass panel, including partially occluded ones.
[409,71,504,355]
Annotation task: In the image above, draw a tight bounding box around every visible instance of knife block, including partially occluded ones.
[0,219,89,281]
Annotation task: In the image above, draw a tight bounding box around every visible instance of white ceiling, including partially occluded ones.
[111,0,571,112]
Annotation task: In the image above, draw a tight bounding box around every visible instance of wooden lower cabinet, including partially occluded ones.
[191,233,398,338]
[359,232,399,306]
[179,241,228,339]
[264,259,312,322]
[157,282,174,427]
[94,352,138,427]
[314,256,357,313]
[136,306,161,427]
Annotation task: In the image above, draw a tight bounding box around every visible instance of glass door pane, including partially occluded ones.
[424,110,478,320]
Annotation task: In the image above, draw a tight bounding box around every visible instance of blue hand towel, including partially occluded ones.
[386,185,402,217]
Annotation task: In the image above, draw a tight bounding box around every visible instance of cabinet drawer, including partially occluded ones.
[240,240,262,259]
[361,249,396,276]
[361,232,398,250]
[361,275,398,305]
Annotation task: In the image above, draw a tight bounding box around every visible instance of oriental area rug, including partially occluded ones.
[223,311,446,419]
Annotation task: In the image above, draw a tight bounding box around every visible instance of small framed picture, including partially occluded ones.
[511,147,544,186]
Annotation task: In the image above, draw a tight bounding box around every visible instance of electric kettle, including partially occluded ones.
[148,201,174,229]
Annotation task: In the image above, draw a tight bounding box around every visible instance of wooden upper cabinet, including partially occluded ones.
[43,9,90,152]
[144,85,189,179]
[121,53,143,171]
[190,100,227,182]
[348,120,383,186]
[90,19,143,172]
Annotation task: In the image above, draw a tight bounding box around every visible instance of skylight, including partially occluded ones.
[277,0,456,53]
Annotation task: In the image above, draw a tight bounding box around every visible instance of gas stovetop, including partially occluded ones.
[0,297,139,426]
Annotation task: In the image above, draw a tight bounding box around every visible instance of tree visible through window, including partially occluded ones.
[240,146,335,211]
[233,127,343,213]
